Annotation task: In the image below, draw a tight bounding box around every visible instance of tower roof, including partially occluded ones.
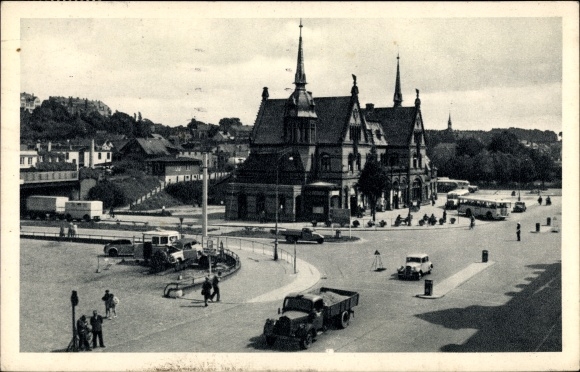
[285,20,317,119]
[393,54,403,107]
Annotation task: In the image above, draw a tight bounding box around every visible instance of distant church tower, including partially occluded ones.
[393,54,403,107]
[447,112,453,131]
[283,20,318,144]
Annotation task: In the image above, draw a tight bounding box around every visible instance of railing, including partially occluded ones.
[20,170,79,184]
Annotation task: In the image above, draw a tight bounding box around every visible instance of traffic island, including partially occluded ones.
[415,261,496,299]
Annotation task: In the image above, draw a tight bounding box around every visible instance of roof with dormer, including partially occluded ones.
[364,106,419,147]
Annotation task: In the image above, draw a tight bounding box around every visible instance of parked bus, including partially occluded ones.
[445,189,471,209]
[437,177,478,193]
[457,196,511,220]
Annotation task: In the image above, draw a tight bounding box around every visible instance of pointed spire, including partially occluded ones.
[393,54,403,107]
[447,112,453,130]
[414,89,421,107]
[294,19,307,87]
[350,74,358,96]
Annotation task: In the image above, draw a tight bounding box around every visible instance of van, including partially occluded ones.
[65,201,103,222]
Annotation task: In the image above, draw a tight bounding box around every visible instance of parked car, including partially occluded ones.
[513,201,527,213]
[397,253,433,280]
[103,239,134,257]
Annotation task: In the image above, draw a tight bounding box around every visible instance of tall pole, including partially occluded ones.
[202,153,208,239]
[293,240,297,274]
[274,162,279,261]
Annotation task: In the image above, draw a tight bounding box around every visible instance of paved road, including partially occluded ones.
[19,191,565,358]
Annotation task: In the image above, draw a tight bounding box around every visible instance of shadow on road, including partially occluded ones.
[415,262,562,352]
[247,335,308,352]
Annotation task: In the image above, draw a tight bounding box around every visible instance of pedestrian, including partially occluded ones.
[201,276,212,307]
[90,310,105,348]
[102,290,112,318]
[76,315,91,351]
[469,215,475,229]
[443,210,447,223]
[162,205,166,215]
[59,224,65,239]
[210,273,221,302]
[431,195,435,206]
[72,223,78,238]
[538,196,543,205]
[108,293,119,319]
[67,222,74,238]
[516,222,521,241]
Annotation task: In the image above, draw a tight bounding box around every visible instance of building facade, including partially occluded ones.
[20,92,41,113]
[146,157,202,183]
[226,23,437,223]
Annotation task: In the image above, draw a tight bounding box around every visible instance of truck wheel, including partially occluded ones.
[338,311,350,329]
[66,214,73,222]
[317,238,324,244]
[108,249,118,257]
[265,336,276,346]
[83,214,91,222]
[300,332,313,349]
[285,236,293,243]
[486,211,493,220]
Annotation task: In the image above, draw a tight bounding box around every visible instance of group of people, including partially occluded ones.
[201,274,221,307]
[59,222,78,239]
[538,195,551,205]
[76,289,119,351]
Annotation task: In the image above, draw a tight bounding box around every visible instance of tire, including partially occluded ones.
[108,249,118,257]
[465,209,472,218]
[265,336,276,346]
[486,211,493,220]
[416,271,423,280]
[338,310,350,329]
[317,238,324,244]
[66,214,73,222]
[83,214,91,222]
[300,332,313,350]
[285,236,293,243]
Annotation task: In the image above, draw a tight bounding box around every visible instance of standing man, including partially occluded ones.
[102,290,112,318]
[201,276,212,307]
[90,310,105,348]
[210,274,221,302]
[76,315,91,351]
[538,195,543,205]
[108,293,118,318]
[443,210,447,223]
[516,222,521,241]
[469,215,475,229]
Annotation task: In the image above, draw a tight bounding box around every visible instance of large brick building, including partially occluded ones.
[226,23,437,223]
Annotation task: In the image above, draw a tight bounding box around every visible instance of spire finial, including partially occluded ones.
[393,54,403,107]
[294,19,307,87]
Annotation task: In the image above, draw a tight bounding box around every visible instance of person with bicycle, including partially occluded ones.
[77,315,91,351]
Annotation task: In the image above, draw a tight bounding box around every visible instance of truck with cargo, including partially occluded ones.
[263,287,359,349]
[278,228,324,244]
[64,200,103,222]
[25,196,69,220]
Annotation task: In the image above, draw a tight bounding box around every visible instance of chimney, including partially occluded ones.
[89,139,95,168]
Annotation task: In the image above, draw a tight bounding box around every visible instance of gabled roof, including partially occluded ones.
[252,96,353,145]
[364,106,418,146]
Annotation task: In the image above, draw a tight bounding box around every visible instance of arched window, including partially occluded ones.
[256,193,266,214]
[348,153,354,172]
[412,153,418,168]
[321,153,331,171]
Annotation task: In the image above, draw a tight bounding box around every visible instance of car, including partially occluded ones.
[103,239,134,257]
[513,201,527,213]
[397,253,433,280]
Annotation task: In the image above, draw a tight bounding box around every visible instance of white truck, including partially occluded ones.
[64,201,103,222]
[25,196,69,220]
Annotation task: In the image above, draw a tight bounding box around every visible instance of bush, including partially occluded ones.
[88,179,127,209]
[352,220,360,228]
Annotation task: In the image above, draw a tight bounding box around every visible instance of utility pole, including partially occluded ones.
[202,152,208,239]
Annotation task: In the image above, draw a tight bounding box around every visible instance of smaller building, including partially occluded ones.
[146,156,202,183]
[21,92,41,113]
[20,145,38,169]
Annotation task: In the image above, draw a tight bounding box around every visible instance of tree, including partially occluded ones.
[356,147,387,221]
[488,131,522,155]
[88,180,127,209]
[218,118,243,132]
[456,137,485,157]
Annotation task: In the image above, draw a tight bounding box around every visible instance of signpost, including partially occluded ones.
[203,240,217,275]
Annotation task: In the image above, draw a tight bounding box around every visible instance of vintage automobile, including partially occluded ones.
[397,253,433,280]
[513,201,527,213]
[103,239,135,257]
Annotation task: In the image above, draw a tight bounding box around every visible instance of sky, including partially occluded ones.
[15,4,567,134]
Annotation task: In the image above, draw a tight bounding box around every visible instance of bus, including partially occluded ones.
[437,177,478,193]
[445,189,471,209]
[457,196,512,220]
